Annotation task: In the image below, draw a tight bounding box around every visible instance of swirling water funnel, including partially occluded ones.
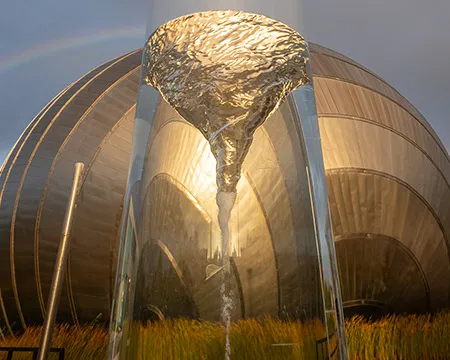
[143,12,310,357]
[144,11,310,194]
[108,2,348,360]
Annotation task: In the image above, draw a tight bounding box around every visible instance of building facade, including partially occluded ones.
[0,44,448,331]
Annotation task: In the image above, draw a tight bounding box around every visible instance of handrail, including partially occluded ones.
[0,347,65,360]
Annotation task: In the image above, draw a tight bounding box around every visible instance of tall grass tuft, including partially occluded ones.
[345,311,450,360]
[0,324,108,360]
[129,318,324,360]
[0,312,448,359]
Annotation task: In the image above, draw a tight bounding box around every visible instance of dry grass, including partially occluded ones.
[0,323,108,360]
[126,318,324,360]
[345,312,450,360]
[0,312,448,359]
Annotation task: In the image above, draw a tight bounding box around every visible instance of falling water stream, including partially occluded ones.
[143,10,310,359]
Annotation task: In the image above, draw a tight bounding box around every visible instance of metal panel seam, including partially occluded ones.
[315,76,450,163]
[310,48,444,145]
[319,114,450,188]
[33,68,139,322]
[326,167,450,258]
[6,50,140,328]
[334,233,431,311]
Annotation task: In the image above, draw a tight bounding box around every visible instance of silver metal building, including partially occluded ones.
[0,44,448,331]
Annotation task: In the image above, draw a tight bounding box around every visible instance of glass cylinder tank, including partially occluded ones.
[109,1,348,359]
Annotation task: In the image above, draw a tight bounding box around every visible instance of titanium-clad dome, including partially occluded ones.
[0,44,448,331]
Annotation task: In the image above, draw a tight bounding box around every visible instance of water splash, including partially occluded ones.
[143,10,311,359]
[217,191,236,359]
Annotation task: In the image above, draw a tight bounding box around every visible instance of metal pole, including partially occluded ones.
[37,162,84,360]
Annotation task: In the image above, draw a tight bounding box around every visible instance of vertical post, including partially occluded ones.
[37,162,84,360]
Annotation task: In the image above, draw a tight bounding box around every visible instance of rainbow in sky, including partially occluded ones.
[0,25,145,74]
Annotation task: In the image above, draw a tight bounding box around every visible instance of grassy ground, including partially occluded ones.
[345,312,450,360]
[124,318,325,360]
[0,312,448,359]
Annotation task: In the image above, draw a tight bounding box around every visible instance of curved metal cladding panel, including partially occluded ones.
[310,44,449,159]
[0,50,141,330]
[309,43,450,314]
[0,44,449,328]
[0,56,122,331]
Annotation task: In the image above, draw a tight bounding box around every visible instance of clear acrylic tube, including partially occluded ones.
[109,2,348,359]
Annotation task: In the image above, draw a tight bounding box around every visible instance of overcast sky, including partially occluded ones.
[0,0,449,164]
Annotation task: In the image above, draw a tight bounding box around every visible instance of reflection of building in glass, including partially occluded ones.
[0,44,449,331]
[130,93,327,326]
